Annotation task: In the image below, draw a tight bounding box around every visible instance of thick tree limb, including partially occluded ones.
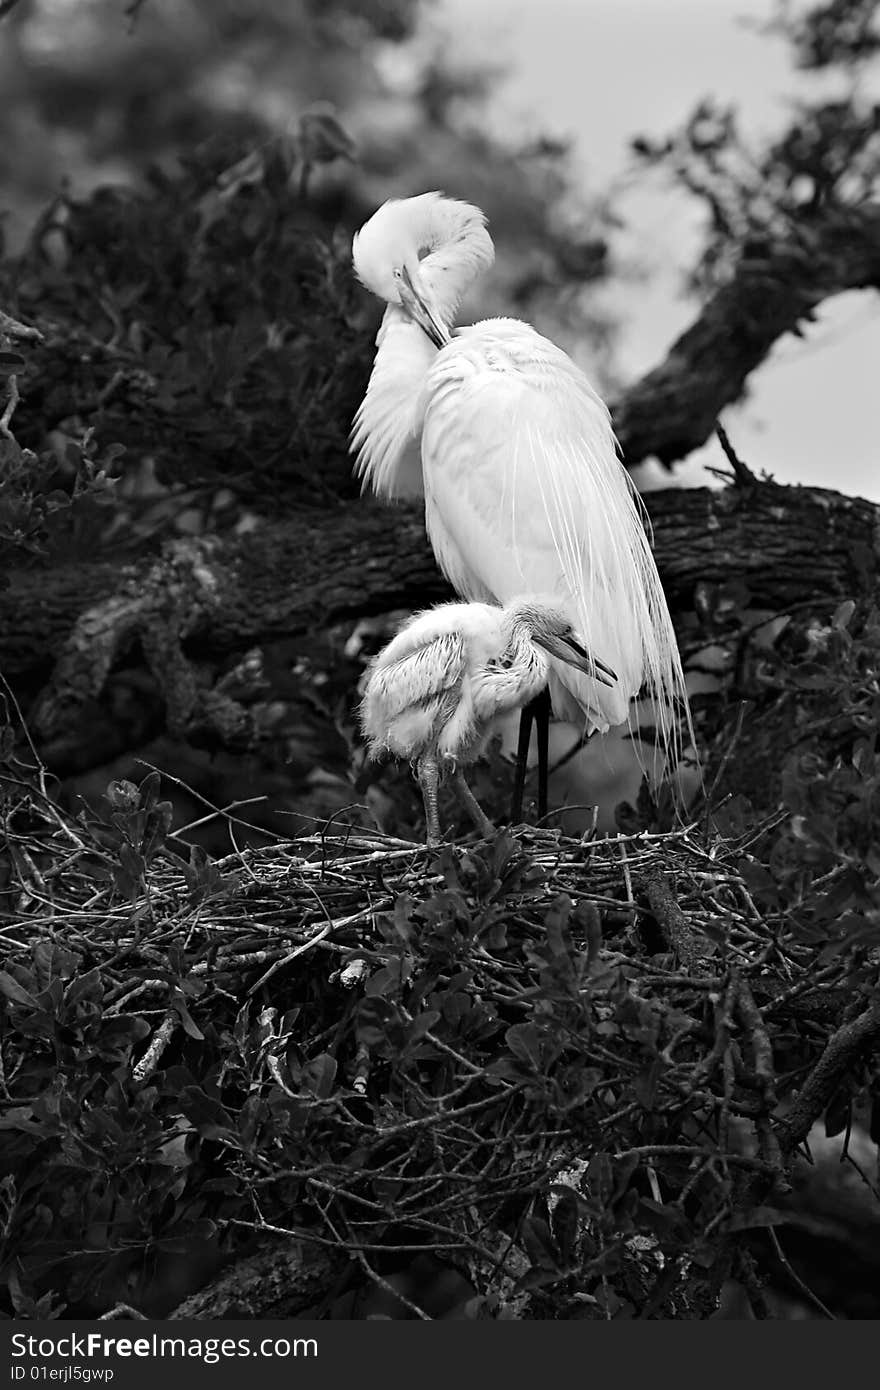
[3,479,877,698]
[2,473,878,764]
[613,202,880,464]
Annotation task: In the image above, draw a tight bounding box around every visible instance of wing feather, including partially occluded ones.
[361,623,469,759]
[419,318,689,769]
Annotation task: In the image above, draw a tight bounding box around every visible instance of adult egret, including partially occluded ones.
[361,596,616,847]
[351,191,692,819]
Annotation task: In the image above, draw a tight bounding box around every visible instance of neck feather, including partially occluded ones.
[350,306,434,499]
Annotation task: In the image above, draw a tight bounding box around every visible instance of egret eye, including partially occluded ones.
[392,267,403,279]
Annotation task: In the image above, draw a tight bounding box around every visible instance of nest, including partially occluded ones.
[5,762,874,1320]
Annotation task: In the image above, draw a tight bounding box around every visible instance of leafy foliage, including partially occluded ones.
[0,140,374,569]
[631,0,879,292]
[763,0,880,70]
[0,423,123,576]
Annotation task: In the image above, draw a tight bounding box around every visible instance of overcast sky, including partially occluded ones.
[439,0,880,501]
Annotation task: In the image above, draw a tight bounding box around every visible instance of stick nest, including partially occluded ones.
[5,762,876,1320]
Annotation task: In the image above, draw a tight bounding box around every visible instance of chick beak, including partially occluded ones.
[534,632,618,687]
[398,265,450,349]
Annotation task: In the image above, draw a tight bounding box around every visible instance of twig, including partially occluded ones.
[767,1227,836,1319]
[714,422,759,488]
[135,758,286,842]
[735,975,777,1104]
[131,1011,178,1083]
[247,920,335,994]
[618,840,633,912]
[701,702,748,840]
[0,308,42,340]
[0,375,20,438]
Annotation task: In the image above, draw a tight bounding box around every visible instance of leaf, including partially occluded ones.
[819,914,880,958]
[550,1186,580,1266]
[739,858,778,903]
[171,992,204,1041]
[356,995,398,1051]
[0,971,38,1008]
[179,1087,234,1141]
[155,1130,196,1169]
[301,1053,337,1099]
[585,1152,614,1205]
[142,800,174,861]
[831,599,855,631]
[138,770,162,813]
[31,941,81,990]
[0,1107,47,1136]
[725,1206,789,1233]
[519,1215,558,1272]
[505,1023,543,1071]
[637,1198,693,1243]
[94,1015,151,1054]
[405,1009,441,1044]
[105,779,140,812]
[364,963,402,998]
[114,842,146,898]
[65,966,103,1006]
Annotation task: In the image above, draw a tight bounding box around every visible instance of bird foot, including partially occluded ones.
[449,769,496,840]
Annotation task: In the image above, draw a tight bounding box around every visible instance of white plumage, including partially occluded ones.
[361,596,615,846]
[351,190,692,808]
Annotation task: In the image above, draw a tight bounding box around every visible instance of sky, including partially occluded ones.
[438,0,880,501]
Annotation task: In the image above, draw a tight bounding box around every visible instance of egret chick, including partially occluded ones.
[360,597,616,847]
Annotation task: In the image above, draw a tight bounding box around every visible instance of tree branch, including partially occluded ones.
[3,478,879,751]
[168,1237,347,1319]
[774,999,880,1155]
[612,202,880,465]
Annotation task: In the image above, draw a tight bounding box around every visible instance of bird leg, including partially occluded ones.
[510,702,535,825]
[415,754,443,848]
[450,768,496,840]
[509,687,552,823]
[535,686,551,820]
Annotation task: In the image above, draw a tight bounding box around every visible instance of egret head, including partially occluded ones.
[352,192,494,348]
[506,597,618,687]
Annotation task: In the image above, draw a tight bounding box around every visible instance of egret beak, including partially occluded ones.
[534,632,618,687]
[398,265,450,349]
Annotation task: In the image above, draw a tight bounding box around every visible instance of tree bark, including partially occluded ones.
[3,479,878,689]
[168,1238,348,1320]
